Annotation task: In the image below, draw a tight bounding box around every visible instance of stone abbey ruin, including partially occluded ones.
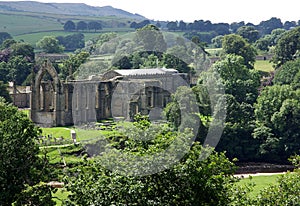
[30,60,189,127]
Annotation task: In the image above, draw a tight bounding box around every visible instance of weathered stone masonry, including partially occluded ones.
[30,61,188,127]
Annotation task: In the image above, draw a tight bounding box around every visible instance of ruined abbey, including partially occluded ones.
[30,60,189,127]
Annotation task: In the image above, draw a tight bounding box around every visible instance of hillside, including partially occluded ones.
[0,1,145,20]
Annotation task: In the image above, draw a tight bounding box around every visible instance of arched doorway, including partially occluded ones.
[30,60,62,127]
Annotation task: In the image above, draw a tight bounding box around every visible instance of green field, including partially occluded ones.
[254,60,274,72]
[0,10,135,46]
[236,174,281,198]
[41,127,72,139]
[15,28,134,46]
[0,13,62,36]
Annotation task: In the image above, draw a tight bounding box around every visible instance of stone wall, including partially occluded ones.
[10,93,30,108]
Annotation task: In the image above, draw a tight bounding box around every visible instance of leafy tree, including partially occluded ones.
[178,20,187,31]
[7,56,33,85]
[36,36,64,53]
[211,35,224,48]
[270,28,286,45]
[63,20,76,31]
[0,39,16,49]
[273,58,300,85]
[213,23,230,35]
[0,62,9,83]
[10,42,35,62]
[254,85,300,162]
[258,17,283,35]
[130,20,151,29]
[0,42,35,86]
[0,100,51,205]
[13,182,56,206]
[0,32,12,45]
[88,21,102,32]
[65,142,238,205]
[222,34,257,69]
[57,33,85,51]
[209,55,261,161]
[0,81,11,102]
[237,26,259,43]
[59,51,89,79]
[283,20,297,30]
[76,21,88,31]
[230,21,245,33]
[212,54,260,104]
[162,53,191,73]
[272,26,300,67]
[167,21,178,31]
[183,31,218,44]
[255,35,271,51]
[135,24,167,52]
[130,21,138,29]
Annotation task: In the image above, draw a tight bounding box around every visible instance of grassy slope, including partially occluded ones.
[0,13,61,36]
[0,11,134,45]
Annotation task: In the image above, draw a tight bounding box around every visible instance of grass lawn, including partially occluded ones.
[236,174,282,198]
[41,127,72,139]
[254,60,274,72]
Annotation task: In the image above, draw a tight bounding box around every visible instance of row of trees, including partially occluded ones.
[63,20,103,32]
[166,17,299,35]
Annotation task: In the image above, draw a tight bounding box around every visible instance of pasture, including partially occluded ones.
[236,174,281,198]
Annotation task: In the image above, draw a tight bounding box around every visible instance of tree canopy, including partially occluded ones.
[272,26,300,67]
[222,34,257,69]
[0,100,51,205]
[36,36,64,53]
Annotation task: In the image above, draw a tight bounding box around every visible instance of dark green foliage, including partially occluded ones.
[36,36,64,53]
[254,85,300,162]
[76,20,88,31]
[59,51,89,79]
[273,58,300,86]
[130,20,151,29]
[57,33,85,51]
[258,17,283,35]
[0,32,12,45]
[0,42,35,86]
[222,34,257,69]
[0,82,11,102]
[236,26,259,43]
[10,42,35,62]
[65,143,237,206]
[0,100,51,205]
[183,31,218,44]
[88,21,102,32]
[135,24,167,52]
[63,20,76,31]
[13,182,56,206]
[272,26,300,67]
[212,54,260,104]
[7,55,33,85]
